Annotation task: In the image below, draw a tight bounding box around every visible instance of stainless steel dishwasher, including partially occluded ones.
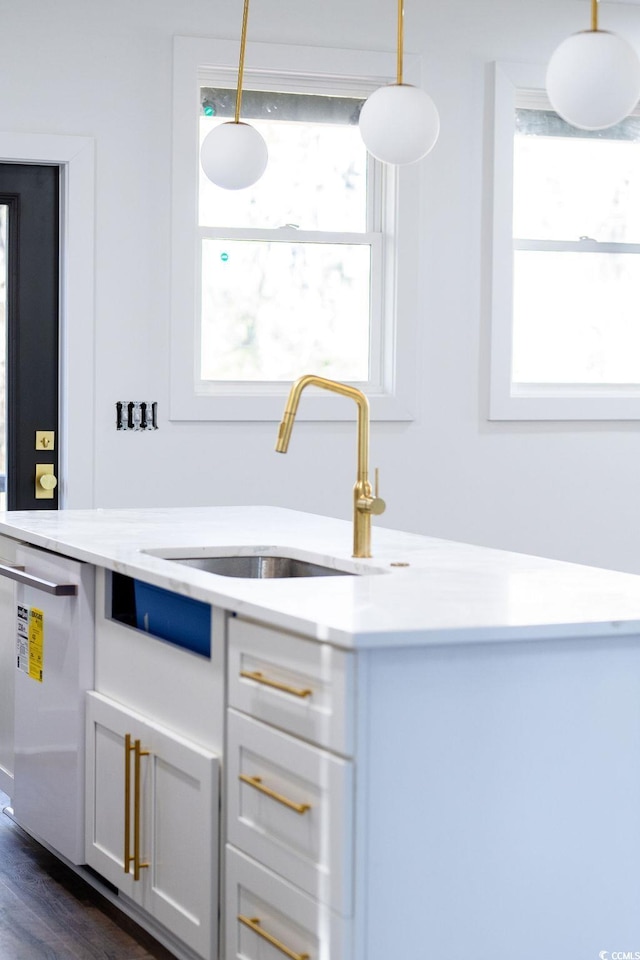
[2,543,94,863]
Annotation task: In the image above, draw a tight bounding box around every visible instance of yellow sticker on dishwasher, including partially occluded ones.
[28,607,44,682]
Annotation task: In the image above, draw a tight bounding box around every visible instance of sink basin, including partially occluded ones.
[168,555,354,579]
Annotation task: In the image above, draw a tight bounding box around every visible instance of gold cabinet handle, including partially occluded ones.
[239,774,311,815]
[124,735,149,881]
[238,915,310,960]
[133,738,150,880]
[240,669,312,699]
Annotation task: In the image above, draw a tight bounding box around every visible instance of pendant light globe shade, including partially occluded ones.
[546,30,640,130]
[359,83,440,164]
[200,121,268,190]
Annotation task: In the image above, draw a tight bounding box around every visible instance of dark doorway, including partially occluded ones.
[0,164,59,510]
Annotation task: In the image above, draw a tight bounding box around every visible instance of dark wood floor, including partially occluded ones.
[0,791,176,960]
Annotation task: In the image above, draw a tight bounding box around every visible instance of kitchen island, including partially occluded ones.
[0,505,639,960]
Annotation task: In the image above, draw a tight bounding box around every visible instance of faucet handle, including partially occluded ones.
[368,467,386,516]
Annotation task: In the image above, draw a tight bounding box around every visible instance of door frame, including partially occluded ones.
[0,133,95,508]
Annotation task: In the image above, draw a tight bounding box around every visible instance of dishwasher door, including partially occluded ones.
[12,544,95,863]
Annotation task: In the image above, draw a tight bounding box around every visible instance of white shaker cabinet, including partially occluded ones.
[85,691,219,960]
[225,616,355,960]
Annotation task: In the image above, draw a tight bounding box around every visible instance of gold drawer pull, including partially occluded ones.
[238,915,310,960]
[240,669,312,699]
[239,774,311,814]
[124,735,150,881]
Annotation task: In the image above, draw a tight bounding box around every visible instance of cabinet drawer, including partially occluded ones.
[227,708,353,915]
[228,617,354,754]
[225,845,350,960]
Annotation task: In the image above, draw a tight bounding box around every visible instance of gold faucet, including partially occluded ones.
[275,374,386,558]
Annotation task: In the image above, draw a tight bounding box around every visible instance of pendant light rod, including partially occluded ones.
[396,0,404,85]
[359,0,440,164]
[591,0,598,32]
[234,0,251,124]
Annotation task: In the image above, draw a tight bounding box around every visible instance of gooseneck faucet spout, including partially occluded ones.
[275,374,386,558]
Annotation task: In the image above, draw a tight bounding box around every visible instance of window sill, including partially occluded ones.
[169,384,414,422]
[489,383,640,421]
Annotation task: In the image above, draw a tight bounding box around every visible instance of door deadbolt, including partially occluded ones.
[35,431,55,451]
[35,464,57,499]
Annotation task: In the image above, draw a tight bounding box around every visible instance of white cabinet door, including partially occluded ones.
[85,692,142,897]
[141,715,219,959]
[86,692,219,960]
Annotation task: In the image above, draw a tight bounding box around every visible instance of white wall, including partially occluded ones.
[3,0,640,573]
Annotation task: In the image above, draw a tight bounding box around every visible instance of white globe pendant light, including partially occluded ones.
[359,0,440,164]
[201,122,267,191]
[546,0,640,131]
[200,0,268,190]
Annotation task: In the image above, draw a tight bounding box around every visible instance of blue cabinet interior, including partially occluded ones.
[111,572,211,657]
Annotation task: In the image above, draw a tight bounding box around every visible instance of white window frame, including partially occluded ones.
[171,36,421,421]
[198,83,383,391]
[490,61,640,421]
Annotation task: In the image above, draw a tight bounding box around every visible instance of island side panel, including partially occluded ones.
[356,634,640,960]
[0,533,19,795]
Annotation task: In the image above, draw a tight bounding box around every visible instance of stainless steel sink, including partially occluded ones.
[169,555,355,579]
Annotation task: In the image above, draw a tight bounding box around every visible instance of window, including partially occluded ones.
[199,88,376,384]
[171,37,422,421]
[490,62,640,419]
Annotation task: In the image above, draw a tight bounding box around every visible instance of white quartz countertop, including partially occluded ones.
[1,505,640,649]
